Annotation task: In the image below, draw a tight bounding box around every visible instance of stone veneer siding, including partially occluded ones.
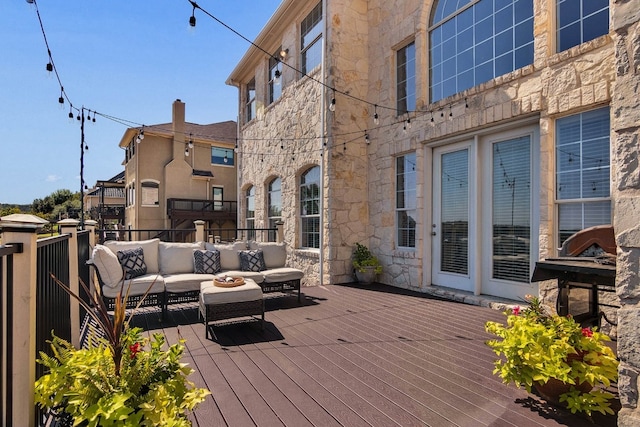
[612,0,640,425]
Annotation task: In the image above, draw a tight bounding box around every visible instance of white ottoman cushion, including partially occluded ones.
[200,279,263,306]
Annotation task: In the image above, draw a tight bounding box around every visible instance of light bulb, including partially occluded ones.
[329,98,336,112]
[223,156,228,163]
[274,70,281,85]
[374,112,379,125]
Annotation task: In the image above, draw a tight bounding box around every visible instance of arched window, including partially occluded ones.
[268,177,282,241]
[141,181,159,206]
[429,0,534,102]
[246,186,255,240]
[299,166,320,249]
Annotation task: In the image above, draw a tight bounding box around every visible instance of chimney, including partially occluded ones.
[172,99,186,159]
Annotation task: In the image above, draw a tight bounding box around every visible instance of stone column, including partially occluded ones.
[194,220,205,243]
[611,1,640,425]
[0,214,48,427]
[58,219,80,348]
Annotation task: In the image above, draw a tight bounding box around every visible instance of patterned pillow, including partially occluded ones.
[116,247,147,280]
[239,249,266,272]
[193,249,221,274]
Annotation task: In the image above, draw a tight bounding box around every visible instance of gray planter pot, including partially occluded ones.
[355,266,377,284]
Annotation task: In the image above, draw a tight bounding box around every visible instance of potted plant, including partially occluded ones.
[34,275,210,426]
[485,295,619,417]
[352,242,382,284]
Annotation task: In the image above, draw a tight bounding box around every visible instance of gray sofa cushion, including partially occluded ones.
[100,273,165,299]
[164,273,217,293]
[248,241,287,268]
[105,238,160,273]
[159,241,204,275]
[205,241,247,270]
[262,267,305,283]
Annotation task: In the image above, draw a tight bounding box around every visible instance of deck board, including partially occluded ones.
[129,283,617,427]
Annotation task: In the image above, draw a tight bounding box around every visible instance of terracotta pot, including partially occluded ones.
[534,351,593,404]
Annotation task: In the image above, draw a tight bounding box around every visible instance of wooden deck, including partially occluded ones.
[130,283,618,427]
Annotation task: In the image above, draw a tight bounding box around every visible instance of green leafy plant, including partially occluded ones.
[485,295,618,416]
[34,275,210,426]
[352,242,382,274]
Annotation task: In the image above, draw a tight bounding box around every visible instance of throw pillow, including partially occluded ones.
[193,249,221,274]
[239,249,266,272]
[117,247,147,280]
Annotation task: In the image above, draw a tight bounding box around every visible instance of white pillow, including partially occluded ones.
[159,241,204,274]
[205,241,247,271]
[248,241,287,268]
[90,245,124,289]
[104,238,160,273]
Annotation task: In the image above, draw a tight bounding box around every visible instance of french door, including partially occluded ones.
[431,142,475,292]
[431,127,538,300]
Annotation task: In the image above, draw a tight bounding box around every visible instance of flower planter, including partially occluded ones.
[355,266,377,284]
[534,378,593,405]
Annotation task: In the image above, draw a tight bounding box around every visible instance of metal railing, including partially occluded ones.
[96,227,197,244]
[205,227,277,243]
[95,227,277,244]
[0,243,23,427]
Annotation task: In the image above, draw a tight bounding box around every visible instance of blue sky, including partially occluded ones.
[1,0,281,205]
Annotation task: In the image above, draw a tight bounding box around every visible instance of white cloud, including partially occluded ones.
[46,175,62,182]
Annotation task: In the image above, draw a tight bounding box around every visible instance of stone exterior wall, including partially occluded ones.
[365,0,616,295]
[611,0,640,424]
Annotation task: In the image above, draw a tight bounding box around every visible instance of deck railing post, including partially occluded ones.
[58,219,81,348]
[194,220,205,243]
[276,221,284,243]
[85,219,97,248]
[0,214,48,427]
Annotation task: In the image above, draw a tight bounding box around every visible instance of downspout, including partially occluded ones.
[319,0,328,286]
[236,116,240,230]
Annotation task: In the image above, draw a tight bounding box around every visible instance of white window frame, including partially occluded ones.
[396,153,417,249]
[140,180,159,207]
[299,166,320,249]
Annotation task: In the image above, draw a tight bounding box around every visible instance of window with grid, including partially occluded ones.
[245,78,256,123]
[301,2,323,74]
[556,106,611,246]
[246,186,255,240]
[397,42,416,115]
[557,0,609,52]
[396,153,417,248]
[300,166,320,249]
[430,0,534,102]
[268,177,282,241]
[269,51,282,104]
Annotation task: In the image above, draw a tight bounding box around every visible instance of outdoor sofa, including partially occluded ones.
[87,238,304,317]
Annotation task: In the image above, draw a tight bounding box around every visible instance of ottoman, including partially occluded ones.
[199,278,264,340]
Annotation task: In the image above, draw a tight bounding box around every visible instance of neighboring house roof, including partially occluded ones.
[87,187,125,198]
[141,121,237,144]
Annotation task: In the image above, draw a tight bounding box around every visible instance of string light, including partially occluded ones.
[58,87,64,108]
[448,105,453,121]
[373,104,379,125]
[189,2,197,27]
[188,133,193,148]
[365,132,370,145]
[430,111,435,127]
[329,89,336,112]
[274,69,281,85]
[184,143,190,156]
